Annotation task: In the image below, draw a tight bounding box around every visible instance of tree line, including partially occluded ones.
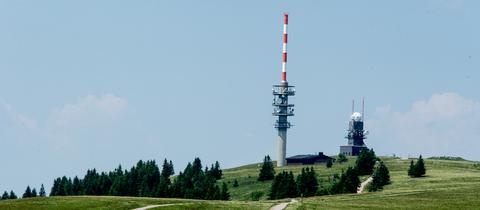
[1,184,47,200]
[49,158,229,200]
[257,148,392,199]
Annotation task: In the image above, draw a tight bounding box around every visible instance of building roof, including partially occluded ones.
[286,152,333,160]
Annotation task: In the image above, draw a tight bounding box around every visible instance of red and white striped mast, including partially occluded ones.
[272,13,295,167]
[281,13,288,82]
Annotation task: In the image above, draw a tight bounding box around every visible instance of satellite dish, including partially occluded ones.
[351,112,362,121]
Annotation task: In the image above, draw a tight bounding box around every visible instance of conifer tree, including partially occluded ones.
[209,161,223,180]
[296,168,307,196]
[50,178,61,196]
[340,167,360,193]
[409,155,426,177]
[23,186,32,198]
[72,176,82,195]
[415,155,426,177]
[355,148,377,175]
[157,160,173,197]
[220,182,230,200]
[270,171,298,199]
[233,179,239,188]
[258,155,275,181]
[1,191,9,200]
[31,188,37,197]
[408,160,415,177]
[39,184,46,197]
[368,161,390,192]
[9,190,17,199]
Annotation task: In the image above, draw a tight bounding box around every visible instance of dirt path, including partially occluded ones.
[132,203,183,210]
[269,199,298,210]
[357,176,373,194]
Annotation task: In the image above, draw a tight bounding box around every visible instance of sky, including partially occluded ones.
[1,0,480,195]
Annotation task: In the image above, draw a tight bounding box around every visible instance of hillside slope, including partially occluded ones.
[0,157,479,210]
[285,158,480,209]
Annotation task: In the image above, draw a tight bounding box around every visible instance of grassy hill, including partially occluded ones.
[1,157,479,210]
[286,157,480,209]
[0,196,274,210]
[222,157,359,201]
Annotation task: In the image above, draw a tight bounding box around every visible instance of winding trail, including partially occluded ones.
[357,176,373,194]
[132,203,183,210]
[269,199,298,210]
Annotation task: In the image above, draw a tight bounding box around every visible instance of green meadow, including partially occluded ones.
[1,157,479,210]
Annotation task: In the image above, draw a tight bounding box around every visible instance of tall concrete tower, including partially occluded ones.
[340,98,369,156]
[272,13,295,167]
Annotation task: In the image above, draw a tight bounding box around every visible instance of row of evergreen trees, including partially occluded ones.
[259,148,390,199]
[22,185,47,198]
[1,191,17,200]
[1,184,47,200]
[269,167,320,199]
[50,158,229,200]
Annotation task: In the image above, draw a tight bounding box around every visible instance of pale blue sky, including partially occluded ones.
[1,0,479,195]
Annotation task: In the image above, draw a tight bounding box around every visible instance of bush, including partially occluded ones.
[250,191,264,201]
[427,156,465,161]
[326,159,333,168]
[337,153,348,163]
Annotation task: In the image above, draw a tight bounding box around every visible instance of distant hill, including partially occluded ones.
[1,157,479,210]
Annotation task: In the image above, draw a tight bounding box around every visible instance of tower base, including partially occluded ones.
[340,145,367,156]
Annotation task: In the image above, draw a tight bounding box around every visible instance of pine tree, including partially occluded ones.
[296,168,307,196]
[50,177,61,196]
[326,159,333,168]
[233,179,239,187]
[270,171,298,199]
[39,184,46,197]
[9,190,17,199]
[1,191,9,200]
[31,188,37,197]
[258,155,275,181]
[23,186,32,198]
[161,159,174,178]
[355,148,377,175]
[305,167,319,196]
[341,167,360,193]
[72,176,83,195]
[408,160,415,177]
[368,161,390,192]
[220,182,230,200]
[408,155,427,178]
[209,161,223,180]
[415,155,426,177]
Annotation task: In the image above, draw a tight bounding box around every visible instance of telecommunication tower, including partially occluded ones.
[340,98,369,156]
[272,13,295,167]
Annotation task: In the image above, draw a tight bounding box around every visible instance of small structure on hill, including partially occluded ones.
[286,152,334,165]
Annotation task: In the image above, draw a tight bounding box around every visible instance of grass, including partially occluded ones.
[287,158,480,210]
[0,196,273,210]
[1,157,479,210]
[222,157,358,201]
